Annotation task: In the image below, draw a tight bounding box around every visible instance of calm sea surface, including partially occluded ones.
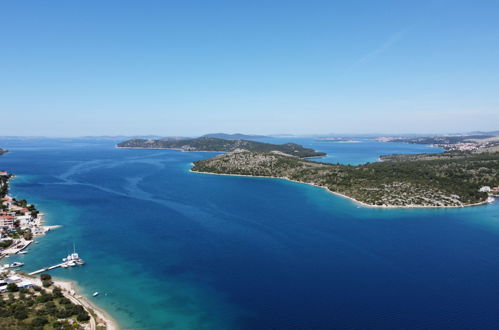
[1,138,499,329]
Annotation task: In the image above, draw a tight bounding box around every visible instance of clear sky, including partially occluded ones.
[0,0,498,136]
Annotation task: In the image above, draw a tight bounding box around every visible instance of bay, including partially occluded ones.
[1,138,498,329]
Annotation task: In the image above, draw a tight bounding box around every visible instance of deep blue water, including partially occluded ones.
[1,138,499,330]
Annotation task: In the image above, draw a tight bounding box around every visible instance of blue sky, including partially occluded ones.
[0,0,498,136]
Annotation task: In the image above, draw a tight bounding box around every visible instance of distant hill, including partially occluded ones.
[78,135,166,140]
[117,137,325,158]
[467,130,499,136]
[201,133,271,140]
[379,133,499,152]
[384,135,495,145]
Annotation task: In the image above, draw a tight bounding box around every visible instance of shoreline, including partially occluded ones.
[53,278,120,330]
[116,146,325,158]
[17,273,119,330]
[116,146,223,153]
[3,174,121,329]
[189,169,490,209]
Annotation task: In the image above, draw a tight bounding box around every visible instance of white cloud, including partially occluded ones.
[350,29,407,68]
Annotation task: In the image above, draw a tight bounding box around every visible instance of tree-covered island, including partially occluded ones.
[117,137,326,158]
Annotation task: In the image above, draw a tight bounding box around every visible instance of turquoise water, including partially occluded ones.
[1,138,499,329]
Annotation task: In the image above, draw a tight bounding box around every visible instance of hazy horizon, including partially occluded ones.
[1,129,498,139]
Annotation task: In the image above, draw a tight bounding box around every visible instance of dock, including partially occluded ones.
[17,240,32,254]
[29,263,65,275]
[1,239,33,256]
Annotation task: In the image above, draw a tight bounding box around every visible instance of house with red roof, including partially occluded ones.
[0,215,14,227]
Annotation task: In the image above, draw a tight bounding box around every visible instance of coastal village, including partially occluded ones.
[0,170,115,329]
[0,171,53,263]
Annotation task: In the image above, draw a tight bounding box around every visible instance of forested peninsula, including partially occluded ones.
[191,150,499,208]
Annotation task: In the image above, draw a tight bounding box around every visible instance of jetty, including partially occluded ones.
[1,239,33,257]
[29,263,65,275]
[17,240,32,253]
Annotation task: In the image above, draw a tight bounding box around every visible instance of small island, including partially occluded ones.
[117,137,326,158]
[191,149,498,208]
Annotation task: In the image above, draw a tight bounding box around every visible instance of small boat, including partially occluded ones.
[93,292,99,297]
[61,264,68,268]
[18,251,28,255]
[10,262,24,268]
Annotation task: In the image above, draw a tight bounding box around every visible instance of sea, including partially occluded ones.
[1,137,499,330]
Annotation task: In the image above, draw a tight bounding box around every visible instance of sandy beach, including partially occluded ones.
[53,278,120,330]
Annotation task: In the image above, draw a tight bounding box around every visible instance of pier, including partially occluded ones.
[17,240,32,253]
[1,239,33,257]
[29,263,65,275]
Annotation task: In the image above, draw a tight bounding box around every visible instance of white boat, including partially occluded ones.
[93,292,99,297]
[18,251,28,254]
[10,262,24,268]
[62,242,85,266]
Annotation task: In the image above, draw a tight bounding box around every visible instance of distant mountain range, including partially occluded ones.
[1,130,497,140]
